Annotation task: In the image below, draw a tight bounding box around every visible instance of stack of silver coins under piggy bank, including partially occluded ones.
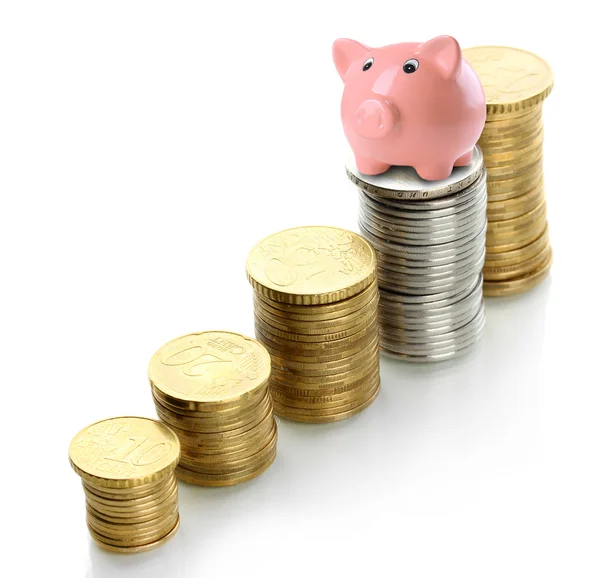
[346,147,487,362]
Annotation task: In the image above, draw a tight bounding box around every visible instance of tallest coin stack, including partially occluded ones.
[463,46,554,296]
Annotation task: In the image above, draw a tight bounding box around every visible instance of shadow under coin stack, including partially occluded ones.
[246,226,380,423]
[347,148,487,362]
[463,46,553,297]
[148,331,277,486]
[69,417,181,553]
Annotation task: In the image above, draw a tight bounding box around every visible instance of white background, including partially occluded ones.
[1,1,599,577]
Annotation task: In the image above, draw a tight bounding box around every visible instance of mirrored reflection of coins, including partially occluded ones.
[464,46,554,296]
[347,149,487,362]
[246,226,380,422]
[148,331,277,486]
[69,416,181,553]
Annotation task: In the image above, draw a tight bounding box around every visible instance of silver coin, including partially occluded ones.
[360,209,487,245]
[379,274,482,305]
[380,286,482,323]
[346,146,484,201]
[360,194,488,231]
[380,302,481,334]
[377,245,485,277]
[380,306,485,352]
[379,276,483,316]
[359,222,486,255]
[376,236,486,268]
[378,255,485,292]
[360,172,488,216]
[380,302,484,343]
[380,324,484,362]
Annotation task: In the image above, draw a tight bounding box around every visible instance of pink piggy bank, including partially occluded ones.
[333,35,486,180]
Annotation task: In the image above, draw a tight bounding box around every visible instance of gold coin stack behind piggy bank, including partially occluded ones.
[148,331,277,486]
[69,417,181,553]
[246,226,381,423]
[463,46,554,296]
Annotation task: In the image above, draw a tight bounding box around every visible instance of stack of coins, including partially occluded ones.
[463,46,554,296]
[148,331,277,486]
[347,148,487,362]
[246,226,380,423]
[69,417,181,553]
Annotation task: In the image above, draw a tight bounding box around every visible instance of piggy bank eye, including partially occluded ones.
[403,59,419,74]
[362,57,374,72]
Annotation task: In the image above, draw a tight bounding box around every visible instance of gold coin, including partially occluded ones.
[267,337,380,377]
[246,226,377,305]
[253,301,376,335]
[176,448,277,487]
[487,201,546,233]
[486,161,544,200]
[254,281,379,319]
[151,382,268,419]
[483,241,551,281]
[148,331,270,405]
[88,516,180,554]
[254,312,378,344]
[463,46,553,116]
[487,182,545,221]
[86,508,179,538]
[152,391,272,432]
[252,290,379,328]
[486,215,547,252]
[271,373,379,408]
[178,429,277,474]
[274,385,380,424]
[86,501,178,527]
[269,353,380,386]
[180,422,277,463]
[483,248,552,296]
[274,379,379,416]
[257,328,378,363]
[81,472,175,500]
[83,476,177,508]
[87,515,179,549]
[69,417,180,489]
[479,107,542,135]
[484,225,549,267]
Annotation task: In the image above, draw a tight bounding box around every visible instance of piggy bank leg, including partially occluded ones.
[415,163,454,181]
[454,149,473,167]
[355,156,391,176]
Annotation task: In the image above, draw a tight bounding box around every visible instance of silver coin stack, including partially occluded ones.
[346,146,487,362]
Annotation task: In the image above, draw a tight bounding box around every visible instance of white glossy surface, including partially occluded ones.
[2,1,599,576]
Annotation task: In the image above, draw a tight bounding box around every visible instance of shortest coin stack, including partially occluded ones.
[69,416,181,553]
[246,226,381,423]
[148,331,277,486]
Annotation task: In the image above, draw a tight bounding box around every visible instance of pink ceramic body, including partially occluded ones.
[333,36,486,180]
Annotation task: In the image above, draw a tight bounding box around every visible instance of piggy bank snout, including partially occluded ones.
[353,99,396,139]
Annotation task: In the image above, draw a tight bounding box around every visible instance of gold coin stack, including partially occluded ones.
[69,416,181,553]
[148,331,277,486]
[246,226,380,423]
[464,46,554,297]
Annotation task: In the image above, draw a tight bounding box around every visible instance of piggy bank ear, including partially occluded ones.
[333,38,370,81]
[419,35,462,79]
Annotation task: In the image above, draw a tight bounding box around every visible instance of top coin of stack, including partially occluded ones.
[463,46,554,296]
[148,331,277,486]
[69,416,181,553]
[246,226,380,423]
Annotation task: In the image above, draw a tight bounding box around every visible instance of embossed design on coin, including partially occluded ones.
[463,46,553,112]
[69,417,180,484]
[149,331,271,402]
[346,146,483,200]
[246,226,376,304]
